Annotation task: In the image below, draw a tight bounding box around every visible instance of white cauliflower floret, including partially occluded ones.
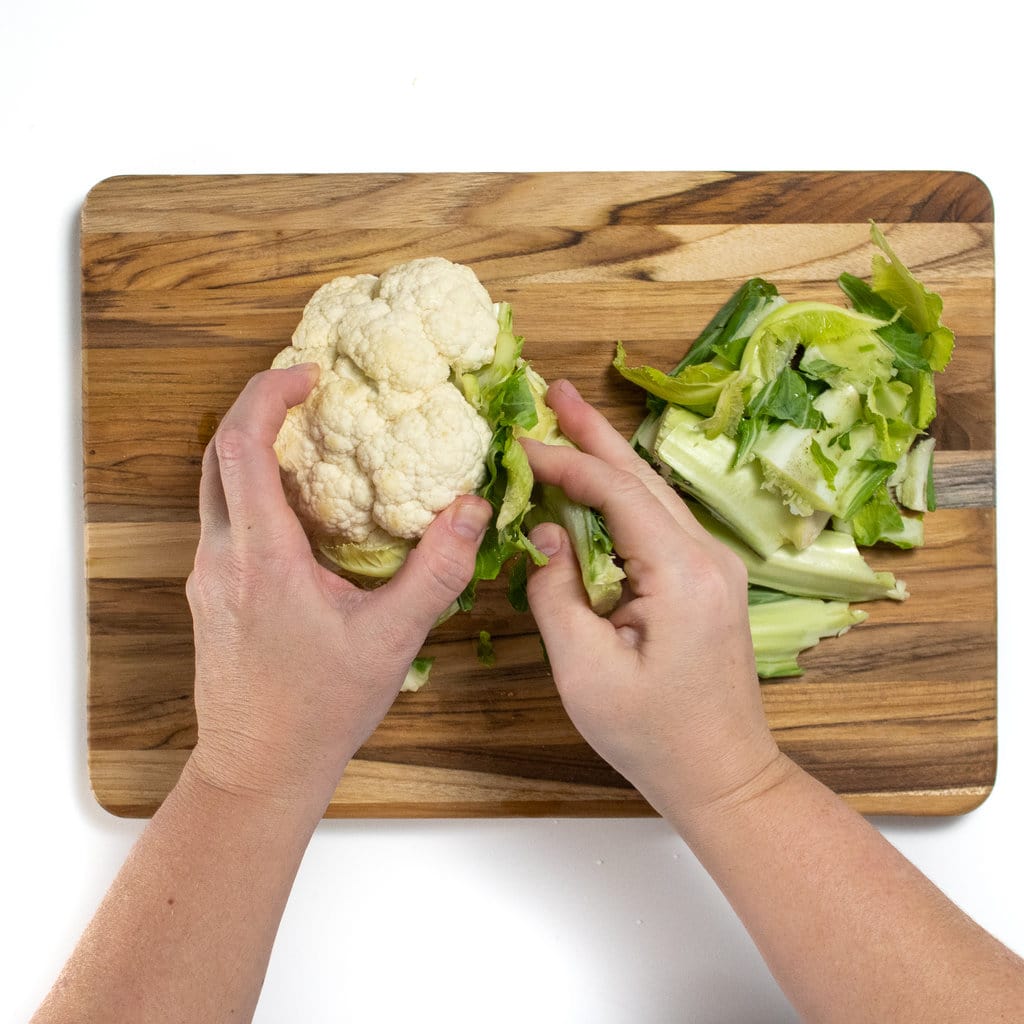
[271,342,335,375]
[305,456,376,538]
[308,376,385,457]
[341,304,452,392]
[364,383,493,539]
[271,257,498,551]
[290,274,379,352]
[376,257,500,372]
[285,256,499,394]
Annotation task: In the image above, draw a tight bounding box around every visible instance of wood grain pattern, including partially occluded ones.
[81,172,996,818]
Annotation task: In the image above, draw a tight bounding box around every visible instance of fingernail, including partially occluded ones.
[289,361,320,381]
[452,498,492,540]
[530,523,562,556]
[555,379,582,402]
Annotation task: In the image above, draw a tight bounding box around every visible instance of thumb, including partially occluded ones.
[526,522,606,675]
[376,496,492,637]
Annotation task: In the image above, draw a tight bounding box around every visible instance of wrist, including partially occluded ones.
[181,741,343,824]
[638,735,800,838]
[664,748,805,843]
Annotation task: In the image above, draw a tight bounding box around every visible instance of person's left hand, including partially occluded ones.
[184,364,491,808]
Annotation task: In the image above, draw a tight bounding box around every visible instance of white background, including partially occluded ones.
[2,2,1020,1021]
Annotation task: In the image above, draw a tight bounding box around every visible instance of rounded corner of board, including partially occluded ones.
[88,781,137,820]
[954,784,996,815]
[80,175,143,226]
[947,170,995,222]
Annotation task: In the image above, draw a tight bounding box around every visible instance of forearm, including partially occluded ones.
[667,755,1024,1024]
[33,755,329,1024]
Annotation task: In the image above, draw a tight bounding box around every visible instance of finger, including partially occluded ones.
[198,435,229,538]
[526,522,618,675]
[521,439,681,594]
[545,379,702,535]
[546,378,644,467]
[372,496,492,639]
[213,364,319,542]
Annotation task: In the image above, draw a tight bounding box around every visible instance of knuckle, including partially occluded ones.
[241,368,275,399]
[681,545,718,583]
[187,544,268,614]
[419,544,473,598]
[611,470,652,506]
[185,562,219,613]
[685,546,746,609]
[184,569,200,606]
[201,436,219,472]
[213,425,253,469]
[633,459,664,490]
[717,546,749,588]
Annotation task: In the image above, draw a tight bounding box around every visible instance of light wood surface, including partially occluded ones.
[81,172,996,818]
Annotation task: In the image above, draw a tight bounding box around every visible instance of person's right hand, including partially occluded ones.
[521,380,789,832]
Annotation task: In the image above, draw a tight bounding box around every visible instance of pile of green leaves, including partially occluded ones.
[615,224,954,676]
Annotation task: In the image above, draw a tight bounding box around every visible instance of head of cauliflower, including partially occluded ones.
[271,257,499,577]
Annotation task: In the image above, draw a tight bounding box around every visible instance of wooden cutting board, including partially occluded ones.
[82,172,996,818]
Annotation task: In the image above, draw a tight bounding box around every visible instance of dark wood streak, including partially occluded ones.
[610,171,995,225]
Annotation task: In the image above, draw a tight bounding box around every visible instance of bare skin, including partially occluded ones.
[523,379,1024,1024]
[32,371,1024,1023]
[34,365,492,1023]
